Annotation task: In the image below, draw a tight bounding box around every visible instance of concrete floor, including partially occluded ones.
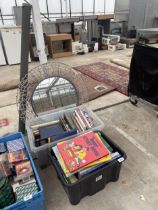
[0,49,158,210]
[38,102,158,210]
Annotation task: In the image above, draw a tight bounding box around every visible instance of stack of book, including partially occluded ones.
[0,138,39,208]
[52,131,122,183]
[33,107,94,147]
[70,108,94,132]
[0,176,15,209]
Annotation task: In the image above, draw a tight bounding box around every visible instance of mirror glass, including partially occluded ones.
[32,77,78,114]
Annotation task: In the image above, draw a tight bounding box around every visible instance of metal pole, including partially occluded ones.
[19,4,31,133]
[69,0,71,17]
[0,9,4,25]
[82,0,83,16]
[31,0,47,64]
[60,0,63,18]
[104,0,106,15]
[46,0,50,20]
[24,0,51,21]
[15,0,17,7]
[93,0,95,15]
[65,0,68,18]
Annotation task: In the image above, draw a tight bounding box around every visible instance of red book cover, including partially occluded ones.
[57,131,109,173]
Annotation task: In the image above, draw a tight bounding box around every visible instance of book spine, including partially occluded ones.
[74,110,86,130]
[82,110,94,127]
[74,115,85,131]
[59,117,71,131]
[76,108,91,129]
[98,132,113,152]
[78,152,121,178]
[64,113,74,130]
[71,115,82,132]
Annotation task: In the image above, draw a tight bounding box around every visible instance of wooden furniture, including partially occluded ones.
[47,33,72,58]
[97,14,114,20]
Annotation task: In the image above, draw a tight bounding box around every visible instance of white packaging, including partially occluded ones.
[102,38,110,45]
[116,43,127,50]
[72,41,83,54]
[94,42,99,52]
[108,44,116,51]
[83,44,88,53]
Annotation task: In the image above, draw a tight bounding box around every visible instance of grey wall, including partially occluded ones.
[115,0,130,21]
[128,0,158,29]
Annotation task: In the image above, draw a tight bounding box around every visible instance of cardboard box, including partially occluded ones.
[47,33,72,58]
[108,45,116,51]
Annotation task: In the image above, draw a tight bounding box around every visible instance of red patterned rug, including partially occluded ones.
[74,62,129,95]
[80,73,115,101]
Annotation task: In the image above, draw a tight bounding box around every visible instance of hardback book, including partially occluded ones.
[76,108,91,129]
[50,129,77,142]
[15,161,33,178]
[73,113,85,131]
[57,131,110,173]
[8,149,28,163]
[82,110,94,127]
[63,113,77,130]
[6,138,24,152]
[15,181,38,201]
[71,115,82,131]
[53,144,111,177]
[59,117,71,131]
[12,178,36,192]
[74,110,87,130]
[39,123,64,139]
[96,132,113,153]
[78,152,121,178]
[81,133,112,168]
[52,146,73,177]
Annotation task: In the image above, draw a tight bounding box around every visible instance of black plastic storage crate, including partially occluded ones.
[49,131,127,205]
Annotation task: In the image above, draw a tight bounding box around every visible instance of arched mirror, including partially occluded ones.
[31,77,78,115]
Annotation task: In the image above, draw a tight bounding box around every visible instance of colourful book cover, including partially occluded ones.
[97,132,113,153]
[53,144,111,177]
[52,146,72,177]
[78,152,121,178]
[8,149,28,163]
[83,154,112,168]
[82,133,112,168]
[57,131,110,173]
[15,161,33,178]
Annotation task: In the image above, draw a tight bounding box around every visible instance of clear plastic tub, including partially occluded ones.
[26,105,104,168]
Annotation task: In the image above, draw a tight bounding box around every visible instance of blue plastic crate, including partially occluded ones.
[0,132,45,210]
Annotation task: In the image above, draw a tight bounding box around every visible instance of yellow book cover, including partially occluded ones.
[54,132,111,175]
